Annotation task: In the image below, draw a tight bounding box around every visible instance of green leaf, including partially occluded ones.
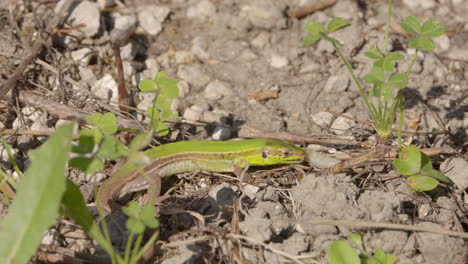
[388,73,409,89]
[327,241,360,264]
[328,17,351,32]
[155,72,179,99]
[155,95,173,111]
[86,113,118,135]
[364,66,385,85]
[126,218,145,234]
[97,135,128,160]
[374,248,398,264]
[408,36,434,51]
[304,21,324,35]
[141,204,160,229]
[383,52,404,72]
[364,46,384,60]
[138,79,158,92]
[421,20,445,37]
[346,233,364,250]
[123,201,141,219]
[407,175,439,191]
[421,168,450,183]
[154,122,169,136]
[393,145,422,176]
[0,123,74,264]
[69,157,105,174]
[73,128,102,154]
[303,34,321,45]
[60,179,114,257]
[401,16,421,35]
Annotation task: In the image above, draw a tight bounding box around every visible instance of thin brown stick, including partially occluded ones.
[0,0,76,98]
[0,128,54,137]
[287,0,337,19]
[238,125,360,146]
[18,91,142,129]
[294,217,468,239]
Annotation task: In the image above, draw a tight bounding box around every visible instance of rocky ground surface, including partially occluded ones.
[0,0,467,263]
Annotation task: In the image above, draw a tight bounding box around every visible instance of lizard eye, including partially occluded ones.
[262,151,267,159]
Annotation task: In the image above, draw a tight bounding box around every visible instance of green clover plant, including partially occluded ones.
[303,0,448,191]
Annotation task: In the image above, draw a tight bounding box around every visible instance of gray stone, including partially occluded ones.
[122,61,135,80]
[120,41,138,60]
[251,31,270,49]
[138,5,170,36]
[212,126,231,140]
[177,65,211,90]
[174,50,195,64]
[67,1,101,38]
[203,80,232,100]
[331,115,355,135]
[186,0,216,19]
[202,111,226,123]
[434,35,450,52]
[446,48,468,61]
[176,80,190,98]
[92,74,119,103]
[241,1,286,29]
[144,58,160,78]
[324,69,350,92]
[110,15,137,46]
[403,0,436,9]
[306,149,340,169]
[137,93,155,112]
[71,48,94,66]
[269,53,289,68]
[78,66,97,87]
[311,111,334,128]
[191,36,210,61]
[183,106,203,121]
[441,158,468,189]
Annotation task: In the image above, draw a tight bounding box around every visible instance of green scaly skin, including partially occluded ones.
[97,138,305,214]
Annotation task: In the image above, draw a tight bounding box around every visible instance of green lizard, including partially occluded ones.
[97,138,305,214]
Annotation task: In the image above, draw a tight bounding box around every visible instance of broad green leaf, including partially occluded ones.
[97,135,128,160]
[86,113,118,135]
[346,233,363,250]
[364,66,385,85]
[407,175,439,191]
[383,52,404,72]
[421,168,450,183]
[304,21,324,35]
[155,72,179,99]
[141,204,160,229]
[155,96,173,112]
[327,241,360,264]
[73,128,102,154]
[374,248,398,264]
[388,73,409,89]
[123,201,141,219]
[393,145,422,176]
[160,109,177,122]
[146,106,160,120]
[60,179,115,257]
[154,122,169,136]
[408,36,434,51]
[303,34,321,45]
[138,79,158,92]
[364,46,384,60]
[328,17,350,32]
[100,113,118,134]
[126,218,145,234]
[420,151,432,171]
[69,157,105,174]
[381,83,393,101]
[0,123,74,264]
[421,20,445,37]
[401,16,421,35]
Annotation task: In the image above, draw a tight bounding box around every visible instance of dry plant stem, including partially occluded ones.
[113,46,130,113]
[0,128,54,137]
[238,125,360,146]
[287,0,337,19]
[17,91,142,129]
[38,244,111,264]
[294,218,468,239]
[0,0,75,98]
